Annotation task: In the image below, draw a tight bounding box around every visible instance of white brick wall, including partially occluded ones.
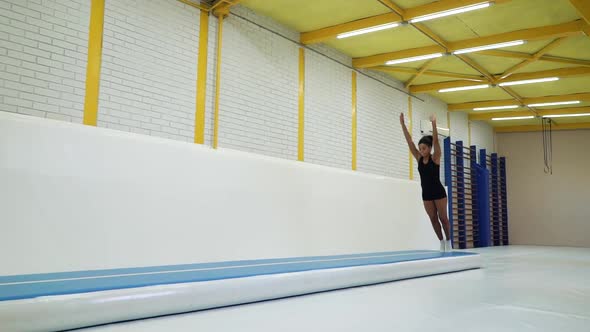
[217,9,299,160]
[0,1,496,181]
[356,74,407,178]
[97,0,200,142]
[304,49,352,169]
[0,0,89,122]
[450,111,470,145]
[471,120,495,153]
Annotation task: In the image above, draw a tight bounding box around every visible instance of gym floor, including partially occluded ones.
[82,246,590,332]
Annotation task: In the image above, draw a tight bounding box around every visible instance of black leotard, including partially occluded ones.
[418,156,447,201]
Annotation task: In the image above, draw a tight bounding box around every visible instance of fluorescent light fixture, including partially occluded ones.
[527,101,581,107]
[337,23,400,39]
[542,113,590,118]
[492,116,535,121]
[498,77,559,86]
[439,84,490,93]
[385,53,444,65]
[453,40,525,55]
[410,2,491,23]
[473,105,519,111]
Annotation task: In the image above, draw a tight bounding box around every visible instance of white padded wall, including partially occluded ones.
[0,112,438,275]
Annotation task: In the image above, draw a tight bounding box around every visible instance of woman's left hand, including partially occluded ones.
[429,114,436,122]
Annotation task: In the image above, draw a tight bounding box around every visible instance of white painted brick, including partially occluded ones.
[0,7,25,22]
[22,61,49,73]
[35,72,62,83]
[46,112,72,121]
[6,64,35,77]
[23,45,50,58]
[9,35,38,48]
[49,67,75,79]
[21,76,49,88]
[25,30,51,44]
[0,103,18,112]
[141,122,161,131]
[26,4,56,17]
[18,107,47,117]
[0,87,19,97]
[34,87,61,98]
[52,39,77,51]
[0,23,25,37]
[10,4,42,19]
[38,42,65,54]
[0,55,21,66]
[4,97,33,107]
[11,19,40,34]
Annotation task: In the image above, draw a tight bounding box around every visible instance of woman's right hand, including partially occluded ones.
[400,113,405,125]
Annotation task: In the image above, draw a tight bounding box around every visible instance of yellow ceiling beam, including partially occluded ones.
[477,50,590,66]
[353,20,588,68]
[301,0,512,45]
[373,66,485,80]
[450,20,586,50]
[300,13,399,44]
[502,66,590,81]
[495,122,590,133]
[410,80,490,93]
[410,66,590,93]
[212,0,242,16]
[354,45,445,68]
[469,106,590,120]
[404,0,510,20]
[569,0,590,25]
[177,0,210,11]
[405,58,439,88]
[500,38,567,79]
[377,0,405,16]
[448,92,590,111]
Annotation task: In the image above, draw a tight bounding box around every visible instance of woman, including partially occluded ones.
[400,113,452,252]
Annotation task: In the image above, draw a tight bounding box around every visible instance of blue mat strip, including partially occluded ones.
[0,251,476,301]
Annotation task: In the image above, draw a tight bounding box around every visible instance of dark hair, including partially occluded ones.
[419,135,433,147]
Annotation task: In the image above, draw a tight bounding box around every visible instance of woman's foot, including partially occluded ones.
[445,240,453,252]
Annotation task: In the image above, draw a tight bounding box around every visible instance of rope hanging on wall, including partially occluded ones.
[541,117,553,175]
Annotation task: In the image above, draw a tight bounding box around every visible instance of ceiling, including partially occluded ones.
[241,0,590,132]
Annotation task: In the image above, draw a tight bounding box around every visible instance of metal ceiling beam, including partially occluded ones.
[353,20,589,68]
[372,66,486,81]
[300,0,511,45]
[448,92,590,111]
[469,106,590,120]
[569,0,590,25]
[495,122,590,132]
[409,66,590,93]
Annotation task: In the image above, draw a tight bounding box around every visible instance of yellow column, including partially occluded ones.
[194,10,209,144]
[351,71,357,171]
[83,0,105,126]
[408,96,414,180]
[298,48,305,161]
[213,13,225,149]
